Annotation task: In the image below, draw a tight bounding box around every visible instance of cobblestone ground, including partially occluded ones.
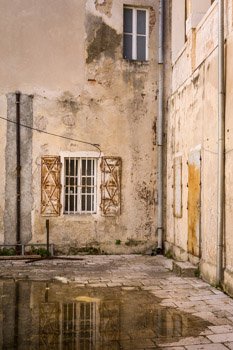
[1,255,233,349]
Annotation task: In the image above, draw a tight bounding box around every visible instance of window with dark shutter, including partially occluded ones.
[123,7,148,61]
[41,156,61,216]
[100,157,121,216]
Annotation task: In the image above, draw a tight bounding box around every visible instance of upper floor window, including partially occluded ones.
[123,7,149,61]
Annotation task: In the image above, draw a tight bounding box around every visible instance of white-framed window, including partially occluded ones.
[123,6,149,61]
[63,156,98,215]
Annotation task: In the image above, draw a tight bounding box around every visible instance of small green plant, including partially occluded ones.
[0,247,16,256]
[165,250,173,259]
[125,239,141,247]
[31,246,50,257]
[194,268,200,278]
[115,239,121,245]
[68,246,103,255]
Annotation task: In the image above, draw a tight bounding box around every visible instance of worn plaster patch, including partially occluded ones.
[62,114,76,127]
[34,115,47,131]
[95,0,113,17]
[86,16,121,64]
[149,6,156,36]
[58,91,79,115]
[136,181,154,205]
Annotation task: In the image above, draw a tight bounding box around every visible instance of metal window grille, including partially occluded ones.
[62,303,77,349]
[62,302,97,350]
[77,302,97,350]
[123,7,149,61]
[64,158,97,214]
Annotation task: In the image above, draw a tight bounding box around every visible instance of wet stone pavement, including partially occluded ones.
[0,255,233,349]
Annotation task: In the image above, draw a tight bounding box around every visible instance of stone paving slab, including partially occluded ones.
[207,332,233,342]
[185,345,228,349]
[157,337,211,347]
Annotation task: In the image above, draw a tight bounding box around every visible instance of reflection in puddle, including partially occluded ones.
[0,280,211,349]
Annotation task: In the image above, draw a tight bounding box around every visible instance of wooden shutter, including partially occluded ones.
[100,157,121,216]
[41,156,61,216]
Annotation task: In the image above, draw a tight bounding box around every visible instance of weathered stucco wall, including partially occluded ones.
[0,0,159,253]
[166,0,233,292]
[0,95,7,244]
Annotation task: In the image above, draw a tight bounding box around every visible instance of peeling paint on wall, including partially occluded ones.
[95,0,113,17]
[173,156,182,218]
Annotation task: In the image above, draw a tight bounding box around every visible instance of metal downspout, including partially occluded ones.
[16,92,21,253]
[216,0,225,286]
[157,0,164,253]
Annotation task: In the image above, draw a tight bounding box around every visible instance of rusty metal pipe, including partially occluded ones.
[16,92,21,253]
[46,219,50,256]
[216,0,225,285]
[156,0,164,253]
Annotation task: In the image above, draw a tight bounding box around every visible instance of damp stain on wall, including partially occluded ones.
[58,92,80,115]
[86,16,121,64]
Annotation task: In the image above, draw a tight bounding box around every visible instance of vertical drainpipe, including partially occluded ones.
[216,0,225,286]
[16,92,21,253]
[156,0,164,253]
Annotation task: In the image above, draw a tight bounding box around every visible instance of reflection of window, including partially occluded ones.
[62,301,98,350]
[63,303,77,348]
[78,302,97,349]
[154,309,183,338]
[123,7,149,61]
[64,158,97,214]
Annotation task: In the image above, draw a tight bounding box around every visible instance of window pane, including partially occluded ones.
[82,159,86,175]
[65,195,68,212]
[81,195,86,211]
[65,159,69,176]
[70,159,74,176]
[69,177,75,186]
[137,10,146,35]
[123,34,133,59]
[124,8,133,33]
[87,159,92,175]
[75,192,77,212]
[70,195,74,212]
[87,195,91,211]
[137,36,146,61]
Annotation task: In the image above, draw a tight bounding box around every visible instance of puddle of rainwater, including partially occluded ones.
[0,280,211,349]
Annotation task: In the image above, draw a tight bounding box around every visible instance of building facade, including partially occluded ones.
[2,0,233,296]
[0,0,160,254]
[165,0,233,294]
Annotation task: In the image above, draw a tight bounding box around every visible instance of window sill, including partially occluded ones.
[123,58,149,65]
[63,213,97,216]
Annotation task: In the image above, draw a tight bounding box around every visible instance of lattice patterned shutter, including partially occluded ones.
[41,156,61,216]
[100,157,121,216]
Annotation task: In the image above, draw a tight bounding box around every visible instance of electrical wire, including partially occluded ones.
[0,115,102,155]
